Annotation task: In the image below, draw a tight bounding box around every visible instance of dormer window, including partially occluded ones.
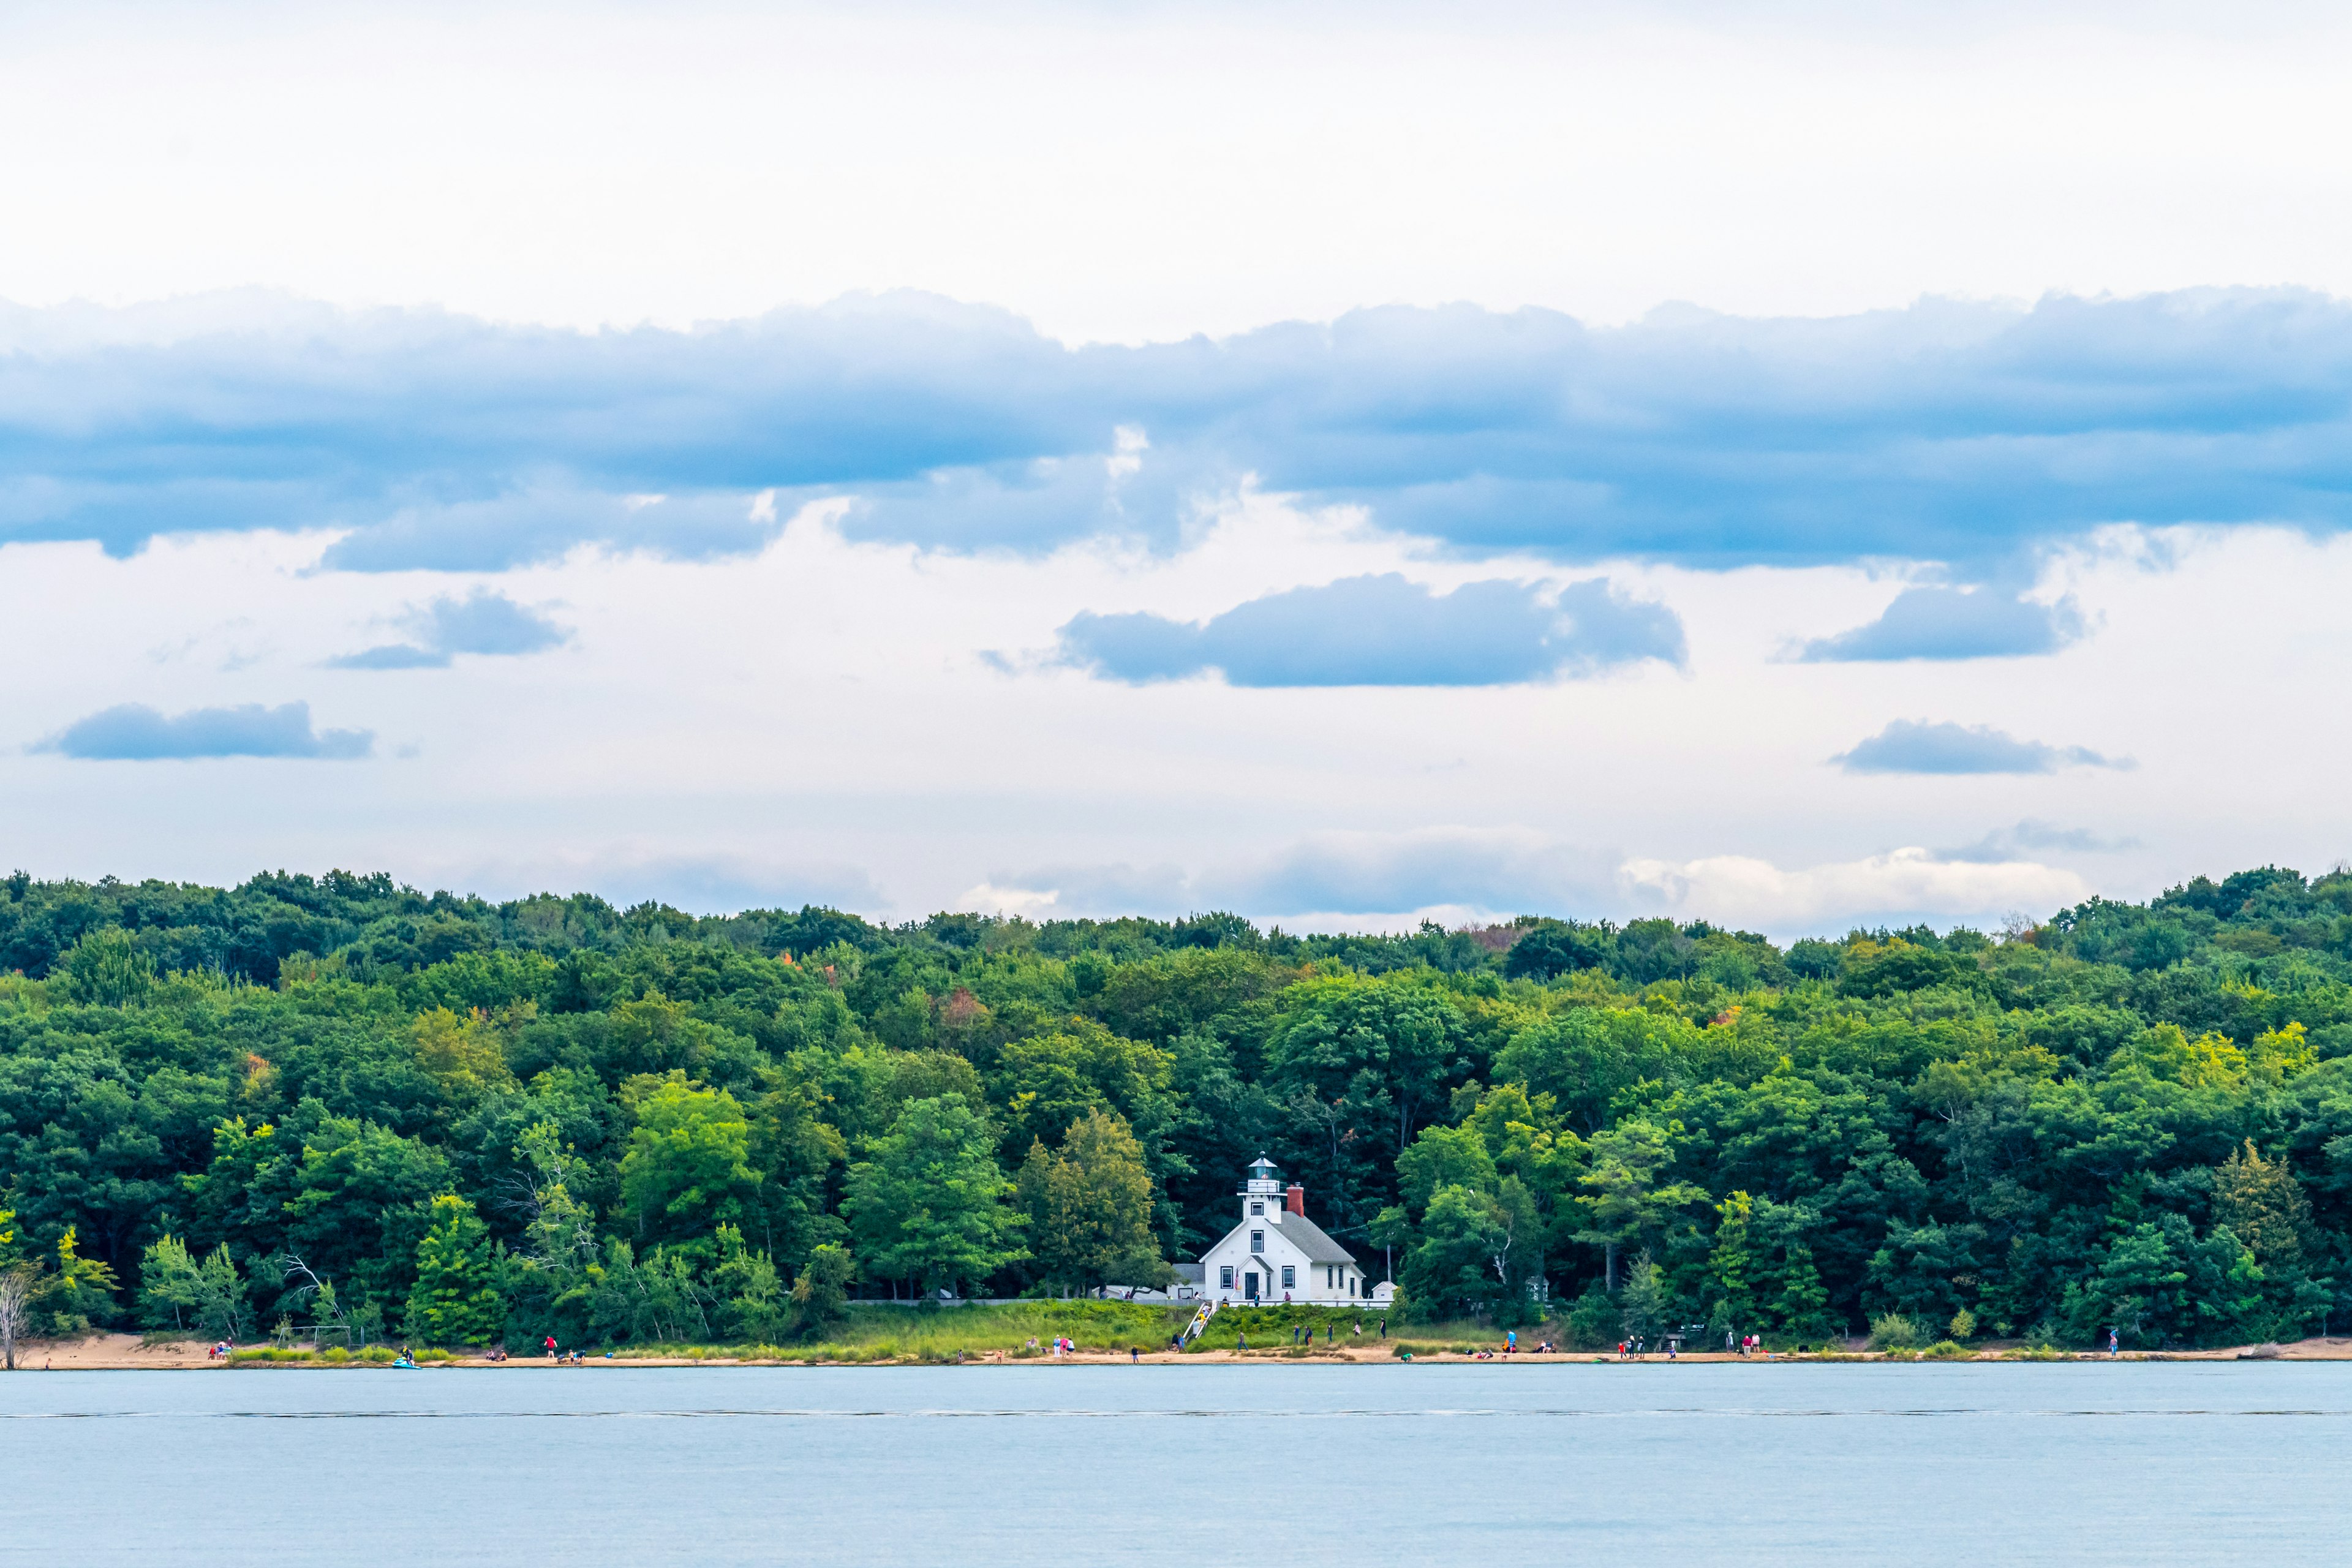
[1250,1201,1264,1216]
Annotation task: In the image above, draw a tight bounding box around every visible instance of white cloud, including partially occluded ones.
[1,486,2349,931]
[1618,848,2090,934]
[6,3,2352,344]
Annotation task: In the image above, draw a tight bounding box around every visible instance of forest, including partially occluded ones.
[3,862,2351,1355]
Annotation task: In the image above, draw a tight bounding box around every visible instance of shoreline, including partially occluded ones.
[18,1332,2352,1370]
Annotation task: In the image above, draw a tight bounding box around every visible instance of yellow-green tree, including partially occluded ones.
[1030,1109,1164,1294]
[2215,1140,2314,1267]
[404,1195,503,1345]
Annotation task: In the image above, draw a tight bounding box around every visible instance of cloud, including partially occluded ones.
[958,831,2092,937]
[1833,719,2133,775]
[1938,820,2143,863]
[1055,573,1683,687]
[9,287,2352,571]
[329,589,571,670]
[1618,846,2089,934]
[32,701,373,760]
[1798,585,2086,661]
[1225,829,1621,916]
[971,831,1621,922]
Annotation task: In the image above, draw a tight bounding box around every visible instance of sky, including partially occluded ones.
[1,0,2348,937]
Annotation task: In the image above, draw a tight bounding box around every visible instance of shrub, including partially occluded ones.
[1869,1313,1923,1352]
[1564,1288,1620,1351]
[1920,1340,1973,1360]
[1949,1308,1976,1342]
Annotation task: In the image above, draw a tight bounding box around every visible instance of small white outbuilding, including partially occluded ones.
[1196,1156,1374,1306]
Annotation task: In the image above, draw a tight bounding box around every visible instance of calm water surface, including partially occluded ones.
[9,1360,2350,1564]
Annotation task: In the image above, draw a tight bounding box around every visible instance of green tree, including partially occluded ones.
[53,927,155,1008]
[709,1224,791,1343]
[1035,1109,1163,1294]
[789,1243,857,1340]
[1708,1190,1760,1331]
[412,1006,517,1101]
[1265,973,1468,1163]
[190,1243,250,1341]
[1400,1184,1511,1318]
[1395,1123,1499,1211]
[1619,1253,1670,1342]
[139,1234,204,1331]
[841,1093,1025,1298]
[403,1195,503,1345]
[1574,1121,1705,1291]
[618,1076,761,1245]
[993,1021,1175,1156]
[502,1121,602,1346]
[2214,1140,2313,1267]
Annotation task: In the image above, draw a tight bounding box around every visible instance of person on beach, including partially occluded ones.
[2109,1328,2120,1357]
[1130,1347,1140,1362]
[1506,1330,1517,1355]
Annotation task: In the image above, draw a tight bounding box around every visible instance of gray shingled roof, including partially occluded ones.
[1202,1212,1357,1266]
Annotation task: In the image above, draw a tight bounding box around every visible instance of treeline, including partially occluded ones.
[2,863,2351,1354]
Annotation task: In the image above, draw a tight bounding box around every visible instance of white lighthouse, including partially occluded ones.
[1194,1155,1370,1306]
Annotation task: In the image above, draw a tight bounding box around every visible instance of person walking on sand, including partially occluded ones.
[2109,1327,2120,1357]
[1507,1330,1517,1355]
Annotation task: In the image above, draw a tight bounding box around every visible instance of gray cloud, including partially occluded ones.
[329,589,570,670]
[1055,574,1684,687]
[1834,719,2133,775]
[1939,820,2144,862]
[9,287,2352,573]
[979,831,1621,921]
[32,701,373,760]
[1799,586,2087,661]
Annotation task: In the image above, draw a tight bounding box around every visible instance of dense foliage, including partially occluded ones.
[5,863,2352,1351]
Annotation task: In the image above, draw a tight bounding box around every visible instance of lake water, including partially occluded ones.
[7,1361,2350,1564]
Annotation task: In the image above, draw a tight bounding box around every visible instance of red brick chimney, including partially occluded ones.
[1286,1184,1306,1216]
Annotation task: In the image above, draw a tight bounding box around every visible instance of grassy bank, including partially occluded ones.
[219,1302,1495,1365]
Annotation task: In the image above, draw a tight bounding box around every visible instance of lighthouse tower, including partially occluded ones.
[1239,1154,1285,1219]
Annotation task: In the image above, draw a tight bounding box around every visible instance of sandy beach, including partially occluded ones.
[21,1332,2352,1370]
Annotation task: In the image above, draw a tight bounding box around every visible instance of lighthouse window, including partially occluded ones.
[1281,1266,1295,1290]
[1219,1267,1234,1290]
[1250,1202,1264,1216]
[1250,1230,1264,1253]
